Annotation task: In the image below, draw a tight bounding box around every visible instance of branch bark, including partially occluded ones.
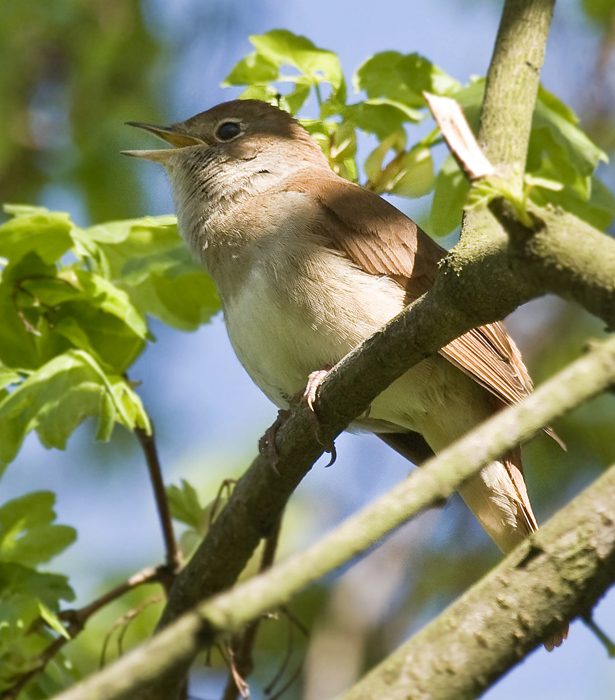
[49,335,615,700]
[479,0,556,181]
[338,462,615,700]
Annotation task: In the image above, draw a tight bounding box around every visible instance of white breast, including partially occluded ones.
[223,246,407,408]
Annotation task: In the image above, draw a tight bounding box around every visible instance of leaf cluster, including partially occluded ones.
[0,206,220,696]
[224,30,615,235]
[0,206,219,470]
[0,492,76,696]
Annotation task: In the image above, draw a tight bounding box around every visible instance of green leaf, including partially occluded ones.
[354,51,460,108]
[430,154,470,236]
[89,216,220,330]
[530,174,615,231]
[223,51,279,86]
[0,492,76,567]
[167,480,203,530]
[0,207,73,265]
[0,253,59,371]
[52,305,146,374]
[0,563,74,689]
[533,95,607,178]
[110,377,151,434]
[0,562,74,609]
[343,101,416,139]
[37,601,70,639]
[73,270,148,339]
[86,216,181,280]
[0,350,131,465]
[0,367,20,391]
[389,146,435,198]
[239,85,281,105]
[283,80,311,114]
[150,272,219,329]
[524,173,565,192]
[249,30,343,91]
[536,84,579,125]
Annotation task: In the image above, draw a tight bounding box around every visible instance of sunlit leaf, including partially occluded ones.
[223,51,279,86]
[167,479,203,530]
[389,146,435,198]
[354,51,460,108]
[0,350,134,465]
[38,600,70,639]
[0,207,73,265]
[249,30,343,91]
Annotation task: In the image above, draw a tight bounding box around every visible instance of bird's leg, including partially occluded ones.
[259,365,336,473]
[304,367,337,466]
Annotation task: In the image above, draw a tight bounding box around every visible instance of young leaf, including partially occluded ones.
[389,146,435,198]
[354,51,460,108]
[167,479,203,530]
[343,101,418,139]
[223,51,279,86]
[0,492,76,567]
[249,30,343,91]
[0,350,135,466]
[0,207,74,265]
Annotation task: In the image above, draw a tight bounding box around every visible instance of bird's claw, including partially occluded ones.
[259,366,337,473]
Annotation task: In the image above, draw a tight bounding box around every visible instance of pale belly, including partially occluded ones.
[221,255,466,437]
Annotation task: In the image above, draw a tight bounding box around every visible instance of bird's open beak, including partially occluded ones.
[122,122,205,162]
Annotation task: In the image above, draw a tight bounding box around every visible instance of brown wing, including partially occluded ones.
[284,168,534,409]
[284,169,544,535]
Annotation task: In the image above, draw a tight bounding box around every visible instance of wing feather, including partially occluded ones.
[284,168,534,409]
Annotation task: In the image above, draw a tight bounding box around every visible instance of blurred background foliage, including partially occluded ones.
[1,0,615,699]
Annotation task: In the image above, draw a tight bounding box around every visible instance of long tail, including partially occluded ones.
[457,446,568,649]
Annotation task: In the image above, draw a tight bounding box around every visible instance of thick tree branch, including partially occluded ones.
[50,335,615,700]
[338,462,615,700]
[479,0,556,182]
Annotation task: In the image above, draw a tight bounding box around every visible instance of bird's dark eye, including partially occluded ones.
[215,121,242,141]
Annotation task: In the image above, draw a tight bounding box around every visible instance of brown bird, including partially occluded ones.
[125,99,565,647]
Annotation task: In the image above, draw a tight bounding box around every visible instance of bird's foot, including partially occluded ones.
[304,367,337,467]
[259,366,337,473]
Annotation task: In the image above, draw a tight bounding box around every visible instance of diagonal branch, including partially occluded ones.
[337,463,615,700]
[49,334,615,700]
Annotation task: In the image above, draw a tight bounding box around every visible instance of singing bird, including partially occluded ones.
[125,99,565,647]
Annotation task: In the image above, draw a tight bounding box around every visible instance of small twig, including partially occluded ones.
[210,479,238,527]
[264,606,309,698]
[61,566,162,630]
[220,517,283,700]
[101,594,165,668]
[583,615,615,657]
[135,424,181,579]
